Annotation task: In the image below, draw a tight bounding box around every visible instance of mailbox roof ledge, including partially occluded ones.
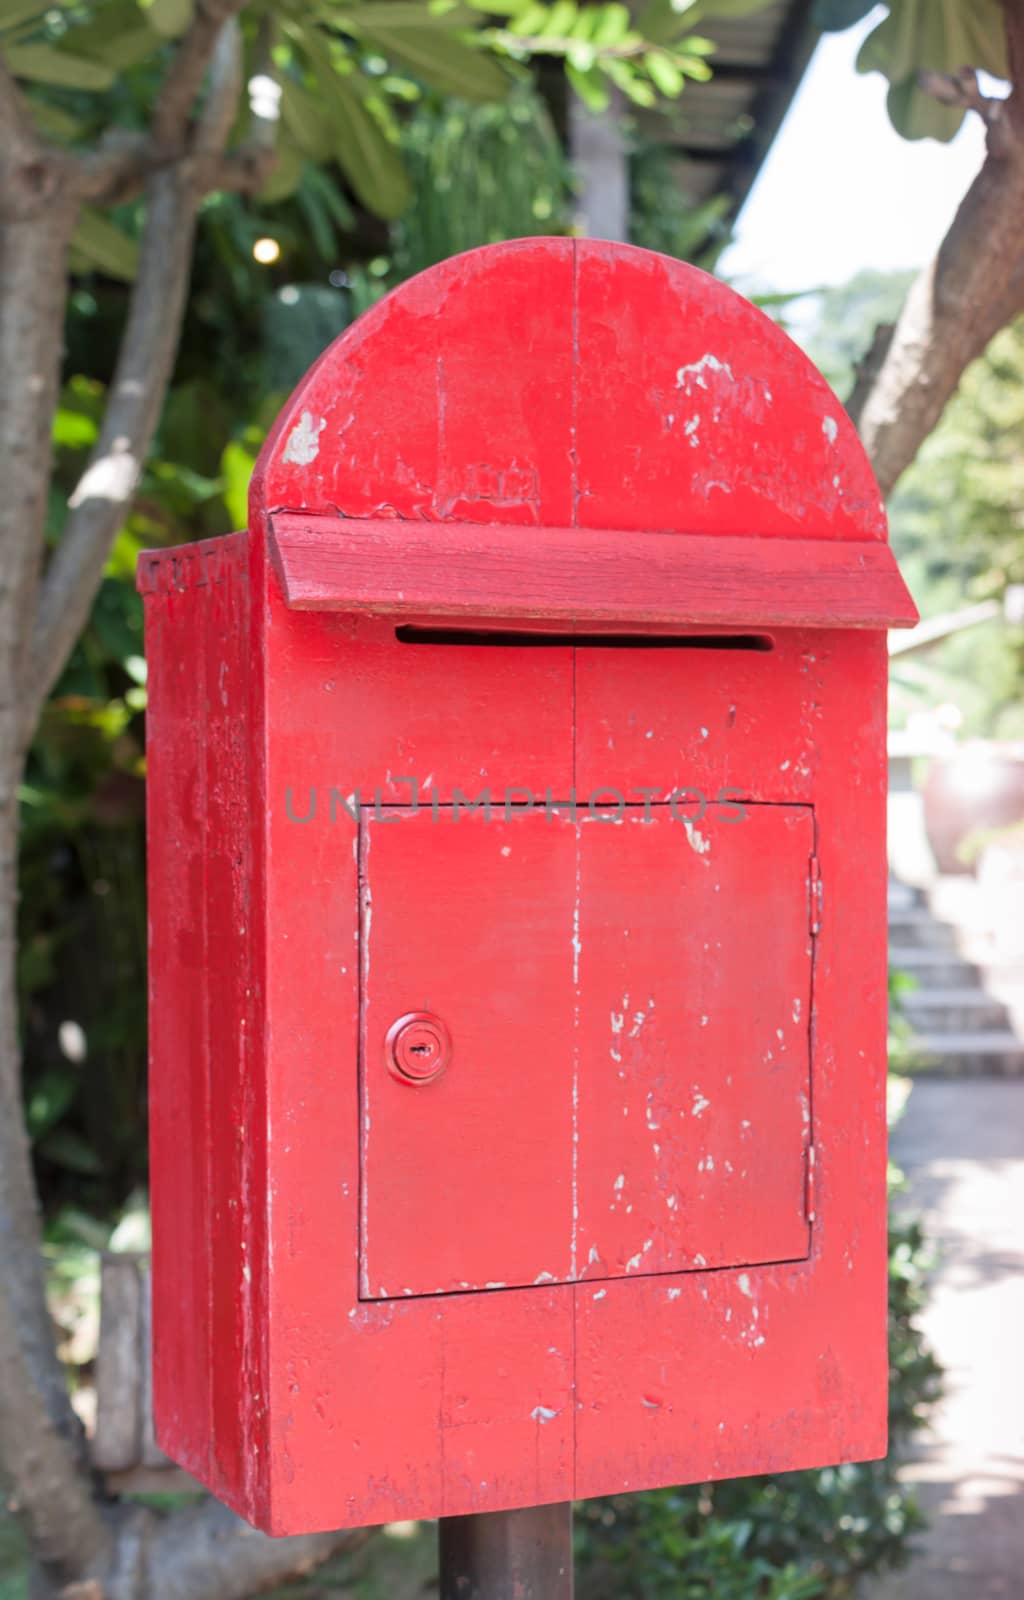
[267,512,919,631]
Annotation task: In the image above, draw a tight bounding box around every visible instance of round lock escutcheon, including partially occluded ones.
[386,1012,451,1085]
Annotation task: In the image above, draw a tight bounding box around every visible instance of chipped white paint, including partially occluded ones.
[282,409,326,465]
[684,414,700,447]
[822,415,838,445]
[676,353,735,390]
[667,1287,681,1301]
[531,1405,559,1423]
[692,1092,710,1117]
[593,1289,606,1301]
[614,1173,625,1191]
[737,1273,753,1297]
[501,845,511,857]
[683,819,711,856]
[792,998,802,1023]
[534,1271,555,1284]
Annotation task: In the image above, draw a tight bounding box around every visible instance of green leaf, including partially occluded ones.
[259,140,305,203]
[26,1070,77,1140]
[345,1,475,23]
[6,41,116,88]
[676,50,712,79]
[634,0,702,45]
[98,25,164,69]
[507,1,550,34]
[221,439,257,528]
[0,0,48,33]
[329,72,411,218]
[886,75,964,142]
[356,21,509,100]
[541,0,577,37]
[38,1127,105,1175]
[280,77,335,160]
[811,0,875,29]
[698,0,773,13]
[602,54,655,104]
[645,48,684,95]
[566,58,609,110]
[139,0,193,39]
[30,99,83,140]
[73,207,140,282]
[299,27,411,217]
[589,2,632,45]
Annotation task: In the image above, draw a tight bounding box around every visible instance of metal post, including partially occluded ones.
[439,1502,574,1600]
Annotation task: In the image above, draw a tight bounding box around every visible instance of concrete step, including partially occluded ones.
[898,987,1011,1032]
[906,1031,1024,1077]
[888,878,924,912]
[888,909,959,950]
[889,946,983,988]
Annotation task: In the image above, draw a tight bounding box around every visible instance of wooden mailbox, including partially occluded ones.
[139,238,918,1536]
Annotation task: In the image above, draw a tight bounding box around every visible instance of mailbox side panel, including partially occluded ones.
[144,535,270,1518]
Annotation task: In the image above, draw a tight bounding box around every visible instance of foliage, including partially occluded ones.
[888,315,1024,737]
[574,1158,941,1600]
[893,316,1024,600]
[630,139,731,269]
[360,78,573,294]
[1,0,719,233]
[795,275,1024,740]
[812,0,1008,142]
[798,269,916,398]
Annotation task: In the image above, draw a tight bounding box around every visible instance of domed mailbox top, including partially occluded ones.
[253,238,916,634]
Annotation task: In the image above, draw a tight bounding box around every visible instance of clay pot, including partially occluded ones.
[922,742,1024,875]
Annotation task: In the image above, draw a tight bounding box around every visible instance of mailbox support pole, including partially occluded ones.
[439,1503,574,1599]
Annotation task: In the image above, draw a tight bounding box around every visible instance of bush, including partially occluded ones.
[574,1189,940,1600]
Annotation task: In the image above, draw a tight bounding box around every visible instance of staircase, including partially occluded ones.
[888,876,1024,1075]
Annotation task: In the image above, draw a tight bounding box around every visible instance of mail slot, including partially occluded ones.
[139,237,917,1535]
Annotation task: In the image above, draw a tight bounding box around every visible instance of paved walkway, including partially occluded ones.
[870,1080,1024,1600]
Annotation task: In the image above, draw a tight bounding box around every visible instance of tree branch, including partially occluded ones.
[140,1499,370,1600]
[851,5,1024,494]
[151,0,249,151]
[0,52,74,219]
[0,48,34,145]
[24,20,247,738]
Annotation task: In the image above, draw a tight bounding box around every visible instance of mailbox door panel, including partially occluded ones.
[575,804,813,1280]
[361,802,812,1301]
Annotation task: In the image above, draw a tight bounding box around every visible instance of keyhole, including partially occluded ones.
[385,1013,452,1085]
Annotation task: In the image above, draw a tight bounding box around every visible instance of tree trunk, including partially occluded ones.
[849,4,1024,493]
[0,201,114,1588]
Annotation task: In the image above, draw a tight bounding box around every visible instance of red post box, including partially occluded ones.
[139,238,917,1536]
